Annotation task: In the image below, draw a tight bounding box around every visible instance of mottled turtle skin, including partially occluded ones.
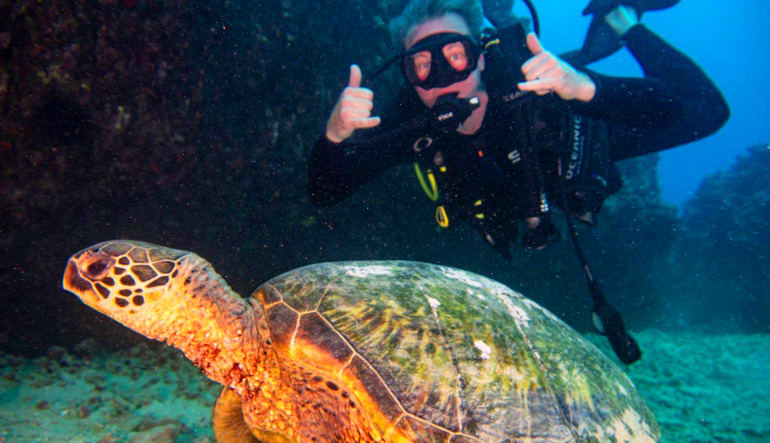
[63,240,659,442]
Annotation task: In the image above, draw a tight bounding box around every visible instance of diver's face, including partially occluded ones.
[405,13,485,108]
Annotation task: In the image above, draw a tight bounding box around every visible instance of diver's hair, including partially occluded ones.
[389,0,485,47]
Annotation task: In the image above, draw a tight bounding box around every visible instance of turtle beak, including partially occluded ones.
[63,257,100,305]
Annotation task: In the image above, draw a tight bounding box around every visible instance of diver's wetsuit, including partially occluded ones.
[308,24,728,242]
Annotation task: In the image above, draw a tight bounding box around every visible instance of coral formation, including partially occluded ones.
[0,0,397,355]
[674,144,770,331]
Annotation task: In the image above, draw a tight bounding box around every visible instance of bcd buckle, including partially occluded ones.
[435,205,450,228]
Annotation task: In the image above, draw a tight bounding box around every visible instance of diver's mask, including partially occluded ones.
[368,32,482,91]
[401,33,481,90]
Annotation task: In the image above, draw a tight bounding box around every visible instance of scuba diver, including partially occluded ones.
[308,0,729,363]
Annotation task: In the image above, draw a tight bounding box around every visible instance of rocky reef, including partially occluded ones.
[0,0,399,354]
[674,144,770,332]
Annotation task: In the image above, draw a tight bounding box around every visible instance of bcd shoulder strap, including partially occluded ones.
[562,113,622,216]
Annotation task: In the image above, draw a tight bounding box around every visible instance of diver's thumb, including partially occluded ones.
[526,33,543,55]
[348,64,362,88]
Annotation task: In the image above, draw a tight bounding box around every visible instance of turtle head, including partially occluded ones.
[62,240,197,338]
[65,240,266,387]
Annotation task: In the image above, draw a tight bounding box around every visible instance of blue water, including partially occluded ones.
[526,0,770,207]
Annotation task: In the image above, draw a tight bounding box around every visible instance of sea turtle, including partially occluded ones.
[62,240,659,442]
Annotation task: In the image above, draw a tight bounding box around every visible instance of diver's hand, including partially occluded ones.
[521,216,559,250]
[518,33,596,102]
[325,64,381,143]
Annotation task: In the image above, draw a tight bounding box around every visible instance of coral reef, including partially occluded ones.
[673,144,770,332]
[1,0,203,221]
[0,0,398,355]
[683,144,770,251]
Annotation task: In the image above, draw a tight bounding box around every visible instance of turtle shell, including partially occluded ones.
[254,261,658,442]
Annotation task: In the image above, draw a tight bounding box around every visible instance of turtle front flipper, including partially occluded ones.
[213,387,258,443]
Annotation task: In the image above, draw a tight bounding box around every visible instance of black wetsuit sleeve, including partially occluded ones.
[308,97,419,207]
[571,24,729,161]
[568,25,682,127]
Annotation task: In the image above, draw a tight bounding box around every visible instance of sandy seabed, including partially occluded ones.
[1,330,768,442]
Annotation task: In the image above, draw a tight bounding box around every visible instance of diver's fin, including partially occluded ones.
[583,0,680,17]
[561,15,624,66]
[561,0,679,66]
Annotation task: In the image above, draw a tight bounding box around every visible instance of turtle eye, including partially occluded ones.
[83,255,114,280]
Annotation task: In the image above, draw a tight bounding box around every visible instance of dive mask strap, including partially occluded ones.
[367,53,402,86]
